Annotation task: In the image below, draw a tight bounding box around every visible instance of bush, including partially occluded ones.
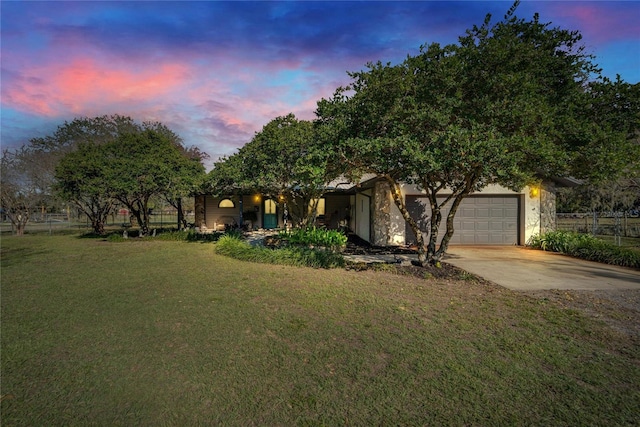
[278,226,348,251]
[151,229,224,242]
[215,234,345,269]
[106,233,127,242]
[152,230,192,241]
[528,231,639,269]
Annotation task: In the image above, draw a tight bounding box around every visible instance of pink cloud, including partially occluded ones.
[545,3,639,45]
[3,58,190,116]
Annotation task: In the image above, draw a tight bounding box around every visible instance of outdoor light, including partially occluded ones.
[529,186,540,198]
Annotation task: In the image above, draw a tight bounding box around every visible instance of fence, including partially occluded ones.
[1,211,195,235]
[556,212,640,245]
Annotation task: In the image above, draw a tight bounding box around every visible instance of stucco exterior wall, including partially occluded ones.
[204,195,241,230]
[370,181,407,246]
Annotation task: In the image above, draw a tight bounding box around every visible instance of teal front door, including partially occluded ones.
[263,199,278,229]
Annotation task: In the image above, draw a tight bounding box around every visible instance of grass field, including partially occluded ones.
[1,235,639,425]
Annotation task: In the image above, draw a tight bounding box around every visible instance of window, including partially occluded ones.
[264,199,277,214]
[308,198,325,216]
[218,198,235,208]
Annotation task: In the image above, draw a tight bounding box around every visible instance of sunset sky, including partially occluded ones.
[2,1,639,170]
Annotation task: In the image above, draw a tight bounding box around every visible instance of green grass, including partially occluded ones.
[1,235,639,425]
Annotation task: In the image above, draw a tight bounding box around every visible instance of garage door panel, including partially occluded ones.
[462,207,476,217]
[490,235,508,244]
[462,234,479,244]
[475,222,489,231]
[461,221,476,231]
[490,208,506,216]
[476,208,490,218]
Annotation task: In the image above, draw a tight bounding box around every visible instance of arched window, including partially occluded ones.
[218,198,235,208]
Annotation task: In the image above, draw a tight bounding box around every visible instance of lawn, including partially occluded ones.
[1,235,639,425]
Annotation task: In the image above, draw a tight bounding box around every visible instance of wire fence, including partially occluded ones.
[556,212,640,246]
[1,211,195,236]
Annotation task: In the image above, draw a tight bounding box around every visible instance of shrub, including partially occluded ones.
[153,230,191,241]
[278,226,348,251]
[215,234,345,269]
[528,231,639,268]
[106,233,127,242]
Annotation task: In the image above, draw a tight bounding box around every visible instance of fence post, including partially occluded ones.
[592,211,598,236]
[615,213,621,246]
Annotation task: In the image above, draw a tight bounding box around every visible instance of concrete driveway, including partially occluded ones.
[444,246,640,291]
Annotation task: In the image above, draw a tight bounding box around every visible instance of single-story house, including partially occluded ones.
[195,177,565,246]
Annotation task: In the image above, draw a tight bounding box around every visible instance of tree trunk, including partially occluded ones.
[385,177,429,266]
[177,197,185,230]
[434,194,465,261]
[9,213,28,236]
[426,193,443,264]
[91,218,105,235]
[125,199,149,236]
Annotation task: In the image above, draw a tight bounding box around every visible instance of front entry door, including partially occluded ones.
[263,199,278,229]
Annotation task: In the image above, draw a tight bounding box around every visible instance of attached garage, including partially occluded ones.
[405,195,520,245]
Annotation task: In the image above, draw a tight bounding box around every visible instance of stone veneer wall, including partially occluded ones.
[540,181,556,233]
[372,181,391,246]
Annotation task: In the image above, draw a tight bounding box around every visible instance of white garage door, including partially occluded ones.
[406,196,519,245]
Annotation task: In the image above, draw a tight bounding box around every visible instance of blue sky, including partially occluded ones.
[2,1,639,169]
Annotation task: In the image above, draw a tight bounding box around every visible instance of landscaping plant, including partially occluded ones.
[528,230,640,268]
[278,226,348,251]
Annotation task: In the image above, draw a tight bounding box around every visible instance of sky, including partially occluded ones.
[2,1,639,170]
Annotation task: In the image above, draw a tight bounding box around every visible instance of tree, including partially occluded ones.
[106,129,204,236]
[208,114,340,227]
[29,115,140,194]
[50,116,206,234]
[54,143,114,234]
[558,78,640,214]
[141,121,209,228]
[0,147,53,235]
[316,2,635,266]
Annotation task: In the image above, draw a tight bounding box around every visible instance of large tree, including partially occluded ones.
[52,117,206,235]
[106,129,205,236]
[208,114,340,226]
[141,121,209,228]
[316,2,637,266]
[54,143,115,234]
[0,147,53,235]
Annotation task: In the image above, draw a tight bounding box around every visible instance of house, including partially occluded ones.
[195,177,562,246]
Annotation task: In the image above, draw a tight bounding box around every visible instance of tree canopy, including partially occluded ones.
[54,117,205,235]
[1,147,54,235]
[315,2,638,265]
[208,113,340,226]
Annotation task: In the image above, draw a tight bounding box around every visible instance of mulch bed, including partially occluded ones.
[341,233,476,281]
